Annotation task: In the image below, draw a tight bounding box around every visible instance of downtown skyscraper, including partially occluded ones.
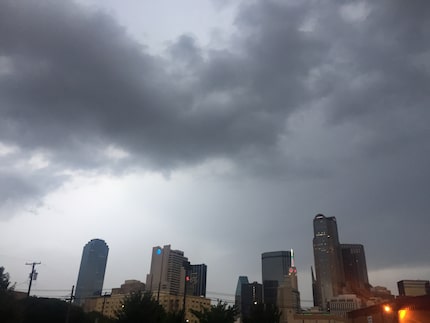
[146,245,189,297]
[277,249,301,322]
[312,214,344,310]
[189,264,207,297]
[341,244,369,291]
[261,250,291,305]
[74,239,109,305]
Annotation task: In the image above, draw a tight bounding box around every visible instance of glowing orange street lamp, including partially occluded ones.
[398,308,408,321]
[383,305,392,313]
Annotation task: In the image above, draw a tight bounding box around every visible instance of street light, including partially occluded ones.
[398,309,408,321]
[383,305,392,313]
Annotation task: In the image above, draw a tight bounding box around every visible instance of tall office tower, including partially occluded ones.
[313,214,344,310]
[341,244,369,292]
[146,245,188,297]
[262,250,291,305]
[277,249,301,323]
[398,280,430,296]
[74,239,109,305]
[241,281,263,319]
[235,276,250,316]
[189,264,207,297]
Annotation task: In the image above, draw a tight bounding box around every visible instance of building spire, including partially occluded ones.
[290,249,295,267]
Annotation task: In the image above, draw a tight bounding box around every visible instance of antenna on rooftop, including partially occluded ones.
[291,249,295,267]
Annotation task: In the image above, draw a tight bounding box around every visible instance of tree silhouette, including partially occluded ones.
[0,267,12,292]
[190,301,237,323]
[165,309,185,323]
[243,303,281,323]
[0,266,19,323]
[115,291,166,323]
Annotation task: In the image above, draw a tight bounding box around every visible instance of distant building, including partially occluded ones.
[397,280,430,297]
[313,214,344,310]
[294,307,345,323]
[189,264,207,297]
[311,266,320,307]
[83,279,145,317]
[75,239,109,305]
[111,279,145,295]
[262,250,291,305]
[235,276,250,317]
[293,313,345,323]
[241,281,263,319]
[83,279,210,323]
[341,244,369,292]
[360,285,395,307]
[328,294,361,318]
[146,245,188,297]
[157,292,211,323]
[277,250,301,323]
[348,295,430,322]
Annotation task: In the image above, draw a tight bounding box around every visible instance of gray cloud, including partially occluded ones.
[0,0,429,285]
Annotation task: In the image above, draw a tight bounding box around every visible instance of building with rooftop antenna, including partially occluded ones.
[277,249,301,323]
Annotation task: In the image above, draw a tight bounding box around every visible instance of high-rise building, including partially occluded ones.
[241,281,263,318]
[189,264,207,297]
[262,250,291,305]
[341,244,369,292]
[75,239,109,305]
[146,245,188,297]
[235,276,250,316]
[313,214,344,310]
[277,249,301,323]
[398,280,430,297]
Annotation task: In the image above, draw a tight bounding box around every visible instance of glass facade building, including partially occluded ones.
[75,239,109,305]
[262,250,291,305]
[189,264,207,297]
[313,214,344,310]
[341,244,369,291]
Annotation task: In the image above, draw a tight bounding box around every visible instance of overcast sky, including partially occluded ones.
[0,0,429,305]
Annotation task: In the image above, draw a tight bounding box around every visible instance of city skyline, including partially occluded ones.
[0,0,429,306]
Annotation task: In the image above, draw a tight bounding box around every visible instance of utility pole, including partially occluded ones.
[26,261,41,297]
[65,285,75,323]
[101,292,108,316]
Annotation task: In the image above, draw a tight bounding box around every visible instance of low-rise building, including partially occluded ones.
[347,295,430,322]
[82,279,146,317]
[329,294,362,318]
[157,292,211,323]
[397,279,430,297]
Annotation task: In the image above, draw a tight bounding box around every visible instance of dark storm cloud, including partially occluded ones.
[0,0,299,172]
[0,0,429,276]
